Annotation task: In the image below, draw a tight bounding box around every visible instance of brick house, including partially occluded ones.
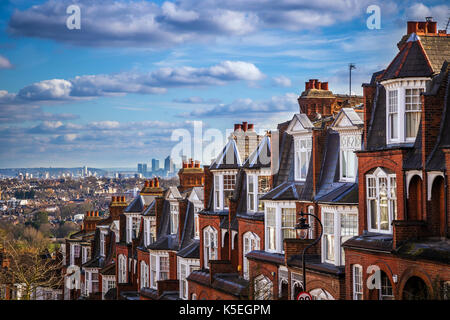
[343,20,450,300]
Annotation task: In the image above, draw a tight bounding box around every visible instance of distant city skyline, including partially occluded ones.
[0,1,448,167]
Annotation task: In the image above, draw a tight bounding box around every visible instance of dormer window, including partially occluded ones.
[340,135,361,182]
[143,218,156,246]
[213,172,236,210]
[383,78,428,144]
[170,203,179,234]
[294,137,312,181]
[126,215,141,243]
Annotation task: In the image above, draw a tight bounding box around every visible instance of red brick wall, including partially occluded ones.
[344,247,450,300]
[356,149,407,233]
[248,258,278,300]
[237,217,264,276]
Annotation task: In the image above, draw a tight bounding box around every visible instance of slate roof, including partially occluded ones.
[260,181,305,201]
[379,33,434,82]
[398,33,450,73]
[124,194,156,213]
[187,270,249,298]
[142,200,156,216]
[342,232,394,253]
[242,135,271,169]
[331,108,364,127]
[210,138,242,170]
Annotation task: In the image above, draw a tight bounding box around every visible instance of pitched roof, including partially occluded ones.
[379,33,434,82]
[124,194,156,213]
[242,135,271,169]
[260,181,304,201]
[398,33,450,73]
[331,108,363,128]
[210,138,242,170]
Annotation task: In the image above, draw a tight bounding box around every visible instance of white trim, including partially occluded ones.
[427,171,445,201]
[406,170,422,199]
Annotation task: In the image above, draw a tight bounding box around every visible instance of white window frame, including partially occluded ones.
[99,231,106,257]
[352,264,363,300]
[264,202,296,254]
[213,172,237,211]
[243,232,260,280]
[193,206,201,239]
[140,261,149,289]
[339,134,360,182]
[203,226,218,268]
[149,253,170,289]
[307,206,315,239]
[247,171,271,212]
[126,214,141,244]
[321,206,358,266]
[170,202,179,235]
[382,78,429,145]
[294,137,312,181]
[366,168,397,234]
[118,254,127,284]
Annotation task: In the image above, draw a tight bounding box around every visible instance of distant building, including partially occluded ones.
[137,163,148,176]
[151,159,159,172]
[164,156,174,174]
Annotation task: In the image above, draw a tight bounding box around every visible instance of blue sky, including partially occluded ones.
[0,0,448,168]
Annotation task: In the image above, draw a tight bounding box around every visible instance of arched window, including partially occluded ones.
[254,275,273,300]
[379,271,394,300]
[242,232,260,280]
[140,261,148,289]
[352,264,363,300]
[203,226,218,268]
[118,254,127,284]
[366,167,397,233]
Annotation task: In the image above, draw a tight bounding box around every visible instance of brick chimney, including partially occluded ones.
[407,18,438,35]
[242,121,248,132]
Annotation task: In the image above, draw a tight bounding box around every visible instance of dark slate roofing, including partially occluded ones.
[124,194,155,213]
[379,33,433,82]
[394,238,450,264]
[242,135,271,169]
[99,262,116,276]
[187,270,249,298]
[246,250,285,265]
[104,287,117,300]
[365,83,387,150]
[142,199,156,216]
[210,138,242,170]
[398,34,450,73]
[287,255,345,276]
[260,181,305,201]
[313,130,359,204]
[272,131,294,186]
[342,232,393,252]
[426,63,450,170]
[148,234,179,251]
[177,240,200,259]
[403,121,423,170]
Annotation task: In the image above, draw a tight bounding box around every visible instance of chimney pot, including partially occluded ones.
[321,82,329,90]
[242,122,248,132]
[150,179,154,188]
[155,177,160,187]
[316,81,321,90]
[112,196,116,203]
[248,124,254,131]
[121,196,125,202]
[183,161,188,168]
[310,79,316,89]
[305,82,310,90]
[144,180,149,188]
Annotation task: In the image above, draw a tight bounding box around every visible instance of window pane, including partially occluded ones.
[370,199,378,229]
[379,178,389,230]
[342,150,347,178]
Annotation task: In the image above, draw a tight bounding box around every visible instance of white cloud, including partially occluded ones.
[0,55,13,69]
[1,61,264,104]
[272,76,292,87]
[406,3,449,29]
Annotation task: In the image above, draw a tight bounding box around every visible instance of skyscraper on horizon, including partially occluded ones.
[151,158,159,172]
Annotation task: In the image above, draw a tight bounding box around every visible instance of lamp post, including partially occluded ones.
[295,211,323,293]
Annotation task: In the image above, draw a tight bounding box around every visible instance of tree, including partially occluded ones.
[0,233,63,300]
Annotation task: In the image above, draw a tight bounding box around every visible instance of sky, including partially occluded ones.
[0,0,448,168]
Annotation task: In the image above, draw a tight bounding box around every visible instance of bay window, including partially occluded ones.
[213,173,236,210]
[265,207,276,252]
[150,254,169,288]
[388,90,398,140]
[281,208,296,243]
[383,79,428,144]
[247,174,271,212]
[322,207,358,266]
[366,168,397,233]
[405,88,423,139]
[295,137,312,181]
[203,226,218,267]
[243,232,260,280]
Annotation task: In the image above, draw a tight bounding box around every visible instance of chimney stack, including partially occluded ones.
[407,19,437,35]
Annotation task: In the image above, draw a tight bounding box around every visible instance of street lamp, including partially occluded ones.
[295,211,323,293]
